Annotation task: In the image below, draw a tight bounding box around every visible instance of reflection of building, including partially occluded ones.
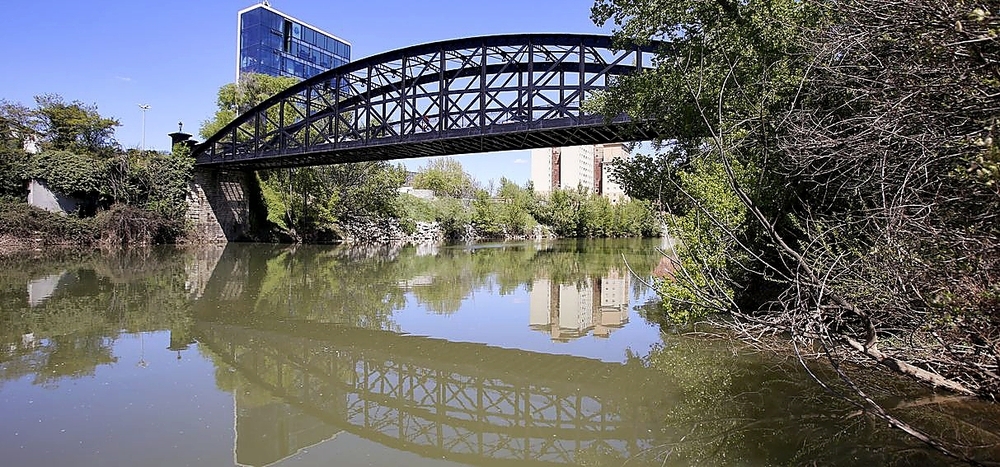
[236,1,351,80]
[529,269,631,341]
[530,143,631,202]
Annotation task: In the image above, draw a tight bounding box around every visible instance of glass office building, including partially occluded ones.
[237,2,351,80]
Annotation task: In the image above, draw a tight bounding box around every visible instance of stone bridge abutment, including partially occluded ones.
[185,167,256,243]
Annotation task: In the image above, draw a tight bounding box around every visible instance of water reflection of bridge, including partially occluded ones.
[195,319,659,467]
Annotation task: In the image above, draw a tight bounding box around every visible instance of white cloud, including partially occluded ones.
[512,158,527,164]
[115,76,133,82]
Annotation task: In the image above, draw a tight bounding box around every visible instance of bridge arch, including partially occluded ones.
[195,34,665,169]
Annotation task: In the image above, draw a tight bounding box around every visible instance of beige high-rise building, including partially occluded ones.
[530,143,630,202]
[530,145,595,194]
[597,143,630,203]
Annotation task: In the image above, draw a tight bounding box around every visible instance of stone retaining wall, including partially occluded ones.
[336,216,445,244]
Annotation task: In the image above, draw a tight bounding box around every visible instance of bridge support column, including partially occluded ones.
[186,168,255,243]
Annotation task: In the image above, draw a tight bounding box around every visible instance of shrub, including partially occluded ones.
[95,204,186,247]
[0,201,98,245]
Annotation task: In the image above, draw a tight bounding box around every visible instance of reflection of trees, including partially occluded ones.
[209,239,662,322]
[395,239,661,315]
[610,334,1000,466]
[0,249,194,388]
[30,334,118,386]
[223,245,408,331]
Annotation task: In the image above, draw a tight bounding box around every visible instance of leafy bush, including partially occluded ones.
[533,187,661,238]
[397,194,472,238]
[0,147,29,198]
[0,201,98,245]
[95,204,185,246]
[29,150,104,198]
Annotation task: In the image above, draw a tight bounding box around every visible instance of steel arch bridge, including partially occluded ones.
[194,34,665,169]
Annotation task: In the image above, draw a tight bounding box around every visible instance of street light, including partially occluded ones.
[138,104,150,152]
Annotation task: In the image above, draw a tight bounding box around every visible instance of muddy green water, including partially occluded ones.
[0,240,995,466]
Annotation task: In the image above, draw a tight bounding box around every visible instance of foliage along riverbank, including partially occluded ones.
[0,95,193,250]
[0,90,661,252]
[592,0,999,462]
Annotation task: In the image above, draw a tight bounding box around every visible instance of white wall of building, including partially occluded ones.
[530,145,595,195]
[598,143,630,203]
[530,148,553,194]
[561,145,594,192]
[531,143,631,200]
[28,179,80,215]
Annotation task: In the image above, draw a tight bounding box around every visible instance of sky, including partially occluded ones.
[0,0,621,185]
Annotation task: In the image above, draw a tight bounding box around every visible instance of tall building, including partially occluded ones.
[530,143,630,201]
[530,145,595,194]
[596,143,630,203]
[236,1,351,80]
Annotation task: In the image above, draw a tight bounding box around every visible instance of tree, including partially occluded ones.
[411,157,477,198]
[592,0,1000,460]
[532,187,585,237]
[608,148,690,213]
[199,73,300,140]
[326,161,407,219]
[495,177,537,236]
[34,94,120,156]
[0,145,29,199]
[0,99,38,148]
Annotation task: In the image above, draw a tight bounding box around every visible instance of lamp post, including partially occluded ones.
[138,104,150,152]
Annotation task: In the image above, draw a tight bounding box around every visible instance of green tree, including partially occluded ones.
[495,178,537,236]
[591,0,1000,448]
[533,187,585,237]
[0,100,38,198]
[608,148,690,214]
[411,157,477,198]
[34,94,120,156]
[589,0,818,315]
[199,73,301,140]
[0,99,38,148]
[326,161,407,219]
[0,146,29,199]
[257,161,406,240]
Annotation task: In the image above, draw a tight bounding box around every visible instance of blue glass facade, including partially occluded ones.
[238,4,350,80]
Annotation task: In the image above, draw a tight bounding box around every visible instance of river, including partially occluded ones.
[0,239,996,466]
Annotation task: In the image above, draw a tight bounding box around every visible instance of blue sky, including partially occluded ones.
[0,0,617,185]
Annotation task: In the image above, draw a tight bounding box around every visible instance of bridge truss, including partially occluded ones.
[195,34,665,169]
